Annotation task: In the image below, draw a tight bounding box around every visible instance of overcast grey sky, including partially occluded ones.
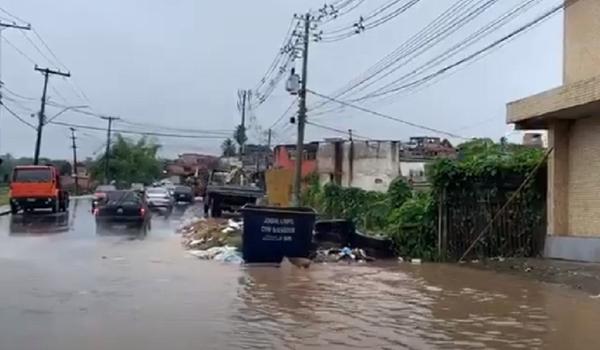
[0,0,562,159]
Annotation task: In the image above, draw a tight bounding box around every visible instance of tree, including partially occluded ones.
[58,161,72,176]
[221,138,236,157]
[234,124,247,154]
[90,134,161,185]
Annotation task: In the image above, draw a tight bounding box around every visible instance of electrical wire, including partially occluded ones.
[308,89,467,139]
[357,1,564,100]
[310,0,487,112]
[0,102,36,129]
[0,6,27,25]
[48,121,230,139]
[306,120,371,140]
[318,0,421,42]
[2,36,37,64]
[355,0,545,101]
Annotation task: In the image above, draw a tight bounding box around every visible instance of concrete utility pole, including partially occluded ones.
[237,89,250,159]
[33,65,70,164]
[267,128,272,149]
[0,21,31,152]
[69,127,79,195]
[291,12,311,206]
[101,116,119,183]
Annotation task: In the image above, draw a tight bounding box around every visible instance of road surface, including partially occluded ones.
[0,198,600,350]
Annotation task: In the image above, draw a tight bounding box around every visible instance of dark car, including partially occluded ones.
[173,186,194,204]
[94,190,150,235]
[92,184,117,212]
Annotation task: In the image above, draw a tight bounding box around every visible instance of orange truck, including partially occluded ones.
[9,165,70,214]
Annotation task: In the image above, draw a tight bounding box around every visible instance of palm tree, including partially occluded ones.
[221,138,236,157]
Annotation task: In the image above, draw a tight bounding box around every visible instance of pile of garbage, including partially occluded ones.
[313,247,375,263]
[179,217,243,263]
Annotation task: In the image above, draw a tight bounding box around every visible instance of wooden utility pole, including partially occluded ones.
[291,12,311,206]
[69,127,79,195]
[101,116,119,183]
[33,65,70,164]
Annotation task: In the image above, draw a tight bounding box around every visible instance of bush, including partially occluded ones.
[386,192,437,260]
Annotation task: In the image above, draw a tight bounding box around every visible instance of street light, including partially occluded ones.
[44,105,90,124]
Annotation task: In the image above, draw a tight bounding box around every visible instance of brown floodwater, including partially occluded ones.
[0,199,599,350]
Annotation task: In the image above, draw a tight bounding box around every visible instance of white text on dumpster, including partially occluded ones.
[261,217,295,241]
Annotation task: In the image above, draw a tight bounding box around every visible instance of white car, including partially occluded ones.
[145,187,174,212]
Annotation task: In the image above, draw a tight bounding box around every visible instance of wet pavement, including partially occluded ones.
[1,199,600,349]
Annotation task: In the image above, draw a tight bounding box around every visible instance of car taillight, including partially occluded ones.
[93,208,99,216]
[140,207,146,216]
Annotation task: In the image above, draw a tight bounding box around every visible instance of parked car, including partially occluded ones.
[9,165,69,214]
[145,187,174,212]
[173,186,194,204]
[94,190,150,235]
[92,184,117,212]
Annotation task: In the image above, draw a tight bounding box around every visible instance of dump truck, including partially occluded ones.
[9,165,70,214]
[203,168,264,217]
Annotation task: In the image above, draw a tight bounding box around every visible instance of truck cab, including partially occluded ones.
[9,165,70,214]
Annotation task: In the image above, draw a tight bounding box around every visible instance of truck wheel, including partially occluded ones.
[212,199,222,218]
[10,203,18,215]
[51,200,59,213]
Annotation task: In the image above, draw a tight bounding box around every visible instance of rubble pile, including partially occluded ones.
[179,217,243,263]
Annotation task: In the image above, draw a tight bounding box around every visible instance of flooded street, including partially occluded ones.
[0,199,598,349]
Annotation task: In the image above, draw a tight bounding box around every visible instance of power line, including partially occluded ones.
[355,0,545,101]
[0,7,28,25]
[0,101,36,129]
[310,0,495,112]
[48,120,229,139]
[31,28,68,71]
[307,120,371,140]
[2,36,37,64]
[317,0,422,42]
[307,89,467,139]
[358,1,565,100]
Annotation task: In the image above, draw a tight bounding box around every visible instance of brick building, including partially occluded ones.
[506,0,600,261]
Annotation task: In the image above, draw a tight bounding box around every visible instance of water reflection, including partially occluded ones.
[231,262,600,349]
[9,211,69,235]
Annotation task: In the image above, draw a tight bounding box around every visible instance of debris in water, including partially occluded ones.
[180,217,244,264]
[411,259,422,265]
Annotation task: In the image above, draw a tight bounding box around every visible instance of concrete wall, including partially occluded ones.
[564,0,600,83]
[317,141,409,192]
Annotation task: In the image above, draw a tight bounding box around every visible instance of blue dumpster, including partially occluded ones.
[241,205,316,264]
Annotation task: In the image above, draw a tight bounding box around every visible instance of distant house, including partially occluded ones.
[165,153,219,177]
[273,142,319,177]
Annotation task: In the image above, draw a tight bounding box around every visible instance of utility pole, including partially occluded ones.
[0,21,31,152]
[237,89,249,159]
[33,65,70,164]
[101,116,119,183]
[69,127,79,195]
[291,12,311,206]
[267,128,272,149]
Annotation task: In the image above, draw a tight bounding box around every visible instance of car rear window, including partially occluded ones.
[105,191,141,206]
[96,185,116,192]
[175,186,192,193]
[13,168,52,182]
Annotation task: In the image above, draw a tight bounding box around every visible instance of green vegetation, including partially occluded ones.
[221,138,237,157]
[303,138,547,261]
[0,186,9,206]
[90,135,162,186]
